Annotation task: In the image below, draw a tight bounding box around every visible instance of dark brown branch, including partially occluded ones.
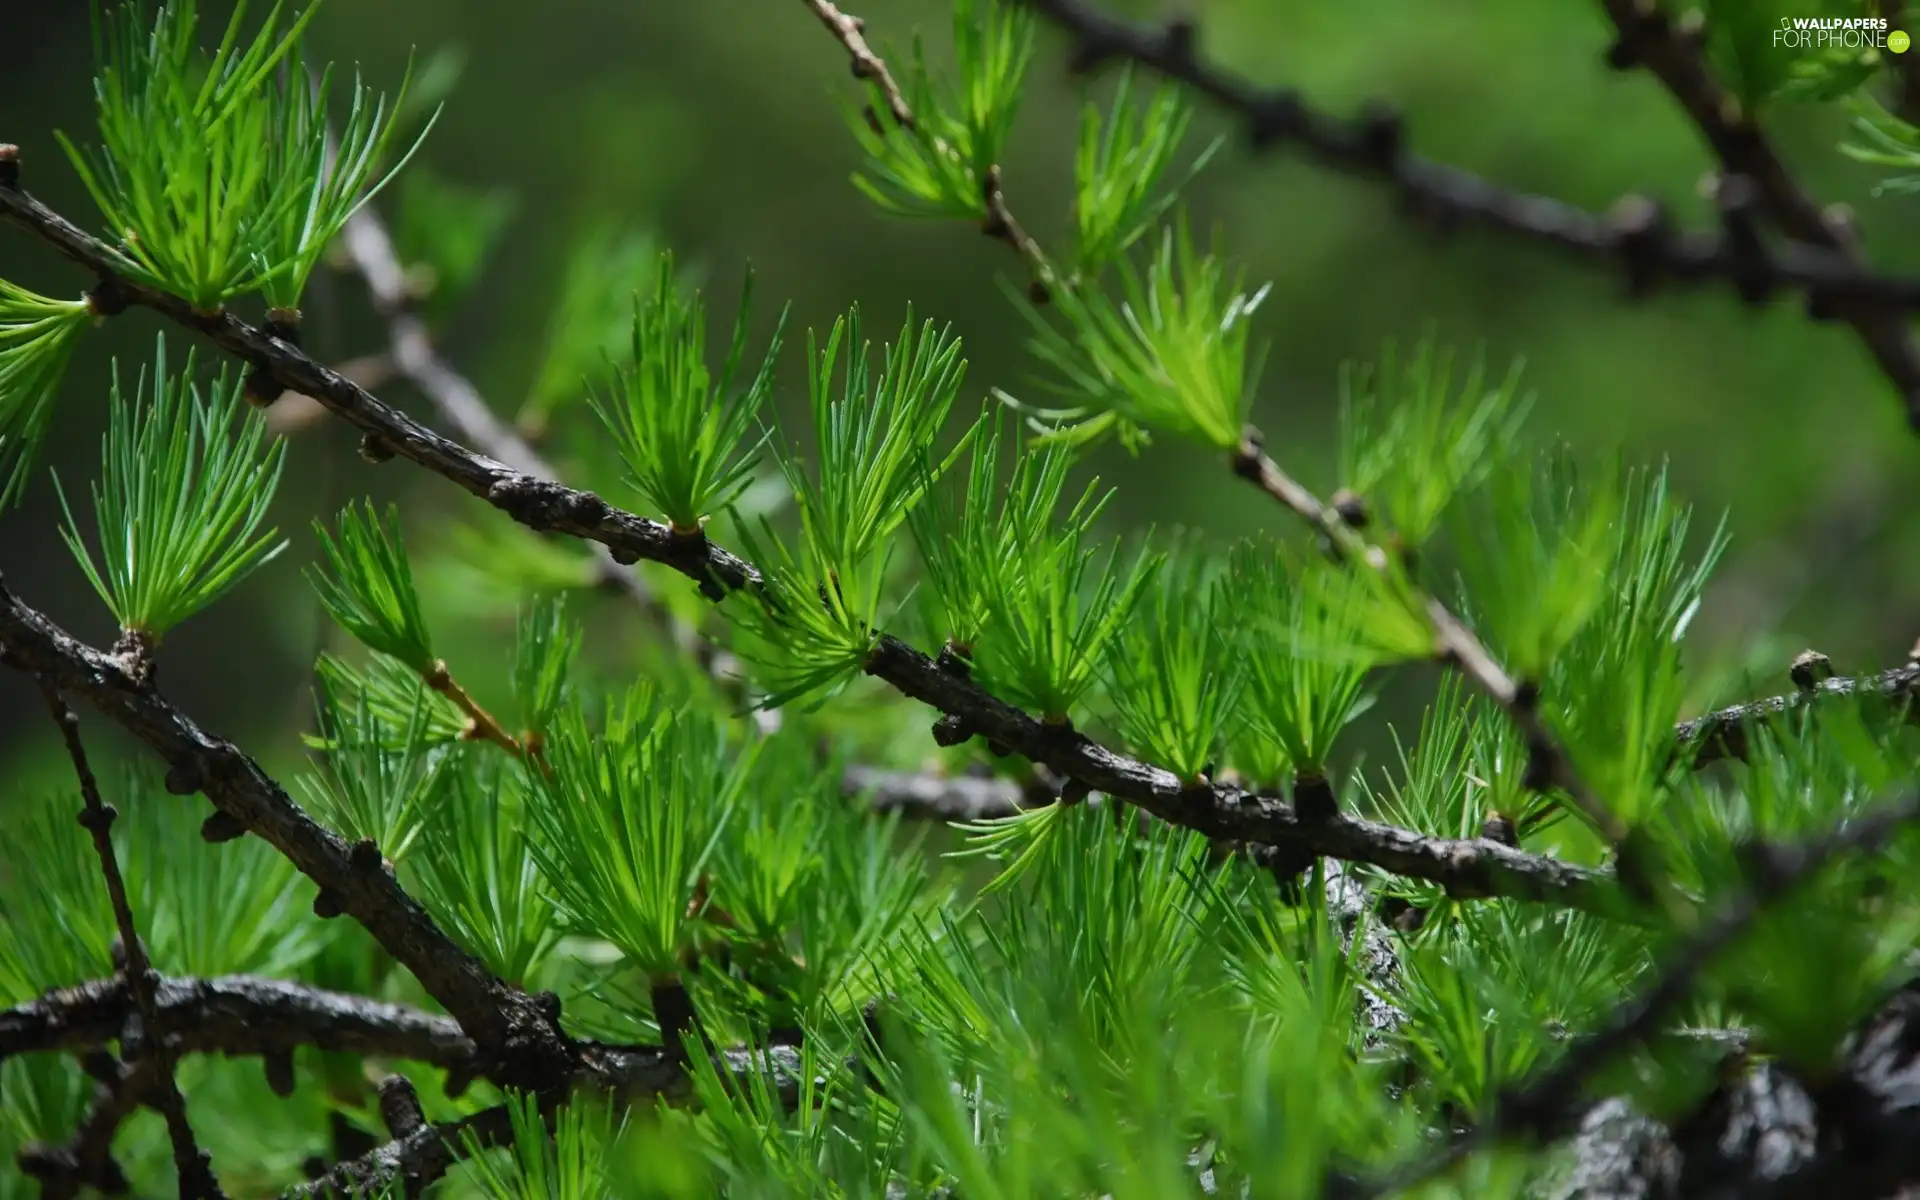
[0,984,808,1187]
[264,353,396,436]
[0,974,475,1071]
[0,183,1614,911]
[35,680,225,1200]
[0,574,576,1091]
[0,181,760,600]
[861,634,1619,912]
[376,1074,427,1143]
[1596,0,1920,428]
[1671,663,1920,769]
[1009,0,1920,401]
[1374,789,1920,1197]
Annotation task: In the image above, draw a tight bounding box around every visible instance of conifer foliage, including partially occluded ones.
[7,1,1920,1196]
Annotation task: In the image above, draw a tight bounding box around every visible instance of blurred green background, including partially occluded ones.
[3,0,1918,787]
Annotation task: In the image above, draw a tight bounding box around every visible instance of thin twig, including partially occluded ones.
[801,0,914,127]
[35,678,226,1200]
[801,0,1605,848]
[424,658,527,754]
[1230,434,1629,844]
[800,0,1051,292]
[1370,788,1920,1197]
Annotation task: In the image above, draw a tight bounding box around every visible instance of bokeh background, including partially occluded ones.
[3,0,1918,788]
